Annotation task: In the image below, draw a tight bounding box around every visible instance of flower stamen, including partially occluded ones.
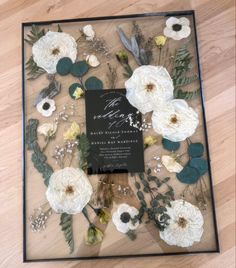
[172,24,182,32]
[52,47,60,55]
[177,217,187,228]
[170,114,178,124]
[65,185,74,195]
[145,83,155,92]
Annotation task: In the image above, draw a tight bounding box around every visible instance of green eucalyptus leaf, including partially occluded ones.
[134,181,141,189]
[56,57,73,75]
[162,138,180,151]
[70,61,89,77]
[176,166,200,184]
[188,142,204,157]
[137,191,144,201]
[189,157,208,176]
[85,76,103,90]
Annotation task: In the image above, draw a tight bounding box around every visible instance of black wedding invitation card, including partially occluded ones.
[85,89,144,174]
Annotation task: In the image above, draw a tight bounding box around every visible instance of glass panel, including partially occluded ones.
[23,12,219,261]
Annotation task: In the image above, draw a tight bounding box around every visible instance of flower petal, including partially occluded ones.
[179,17,190,26]
[166,17,180,28]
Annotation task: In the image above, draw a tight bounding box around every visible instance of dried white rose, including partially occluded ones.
[112,203,139,233]
[82,25,95,41]
[161,155,183,173]
[160,199,204,247]
[37,123,57,137]
[86,54,100,67]
[36,97,56,117]
[32,31,77,74]
[152,99,199,142]
[164,17,191,40]
[46,167,93,214]
[125,65,174,114]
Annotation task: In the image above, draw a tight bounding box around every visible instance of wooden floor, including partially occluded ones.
[0,0,235,267]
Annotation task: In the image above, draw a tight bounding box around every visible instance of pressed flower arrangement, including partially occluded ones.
[22,11,219,261]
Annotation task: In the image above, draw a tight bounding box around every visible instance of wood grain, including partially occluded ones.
[0,0,235,267]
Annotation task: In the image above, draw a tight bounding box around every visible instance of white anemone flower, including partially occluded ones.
[46,167,93,214]
[160,200,204,247]
[152,99,199,142]
[125,65,174,114]
[36,97,56,117]
[164,17,191,41]
[82,25,95,41]
[112,203,139,233]
[161,155,183,173]
[32,31,77,74]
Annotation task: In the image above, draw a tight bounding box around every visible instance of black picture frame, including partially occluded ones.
[22,10,220,262]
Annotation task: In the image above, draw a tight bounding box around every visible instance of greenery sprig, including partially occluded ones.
[77,133,90,171]
[26,119,53,186]
[25,56,46,80]
[131,170,174,231]
[24,24,45,45]
[60,213,74,253]
[172,44,199,100]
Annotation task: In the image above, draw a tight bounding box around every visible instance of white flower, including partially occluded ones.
[86,54,100,67]
[152,99,199,142]
[125,65,174,114]
[160,200,204,247]
[82,25,95,41]
[164,17,191,41]
[32,31,77,74]
[37,123,57,137]
[46,167,93,214]
[112,203,139,233]
[36,97,56,117]
[161,155,183,173]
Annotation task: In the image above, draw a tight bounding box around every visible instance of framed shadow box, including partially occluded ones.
[22,10,219,262]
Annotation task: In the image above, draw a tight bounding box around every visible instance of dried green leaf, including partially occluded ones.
[77,133,90,171]
[26,56,46,80]
[60,213,74,254]
[24,24,45,45]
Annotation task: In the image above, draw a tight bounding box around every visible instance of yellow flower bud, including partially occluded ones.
[96,209,111,224]
[154,35,167,48]
[144,136,158,148]
[63,122,80,140]
[73,87,84,100]
[85,225,104,245]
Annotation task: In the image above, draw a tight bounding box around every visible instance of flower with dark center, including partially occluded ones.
[36,97,56,117]
[112,203,139,233]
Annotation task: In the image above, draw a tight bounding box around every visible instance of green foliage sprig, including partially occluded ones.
[77,133,90,171]
[24,24,45,45]
[26,119,53,186]
[26,56,46,80]
[132,170,175,231]
[172,44,199,100]
[60,213,74,253]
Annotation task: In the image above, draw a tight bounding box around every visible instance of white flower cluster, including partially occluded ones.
[125,65,199,142]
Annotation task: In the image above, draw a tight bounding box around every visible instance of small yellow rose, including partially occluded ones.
[154,35,167,48]
[73,87,84,100]
[96,208,111,224]
[144,136,158,148]
[64,122,80,140]
[161,155,183,173]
